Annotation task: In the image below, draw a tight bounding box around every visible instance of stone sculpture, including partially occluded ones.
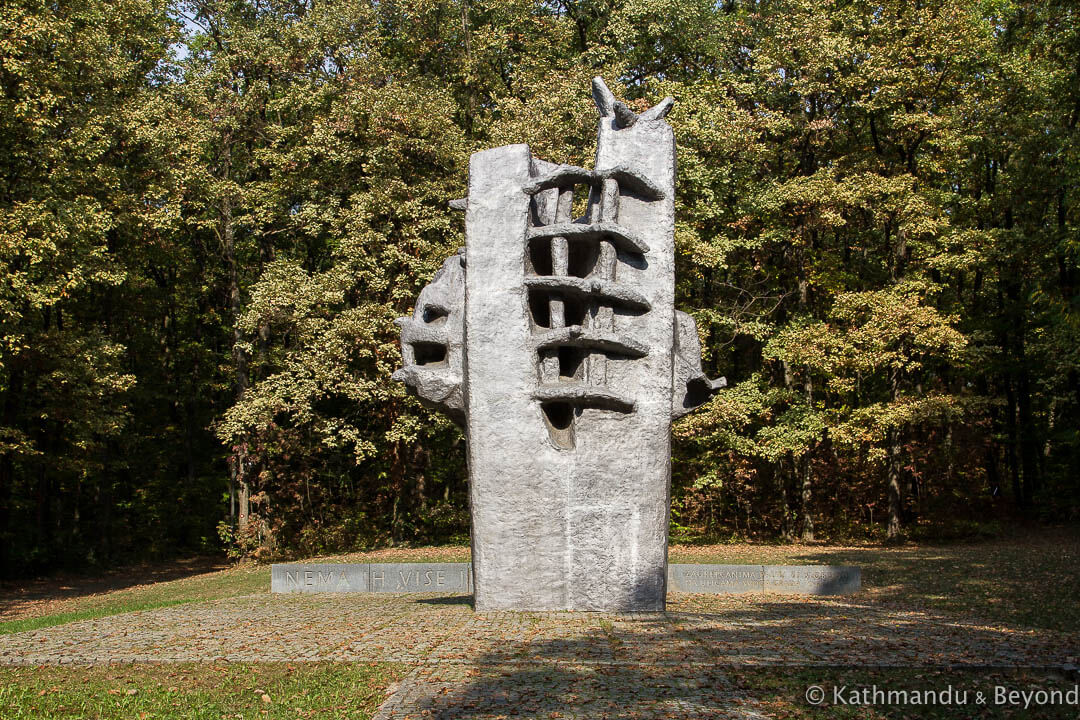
[394,78,724,611]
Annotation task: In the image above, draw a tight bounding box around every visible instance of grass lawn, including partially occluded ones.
[0,546,469,635]
[0,662,404,720]
[0,564,269,635]
[2,525,1077,635]
[4,666,1074,720]
[670,525,1080,633]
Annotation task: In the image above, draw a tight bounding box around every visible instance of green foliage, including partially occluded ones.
[0,0,1077,568]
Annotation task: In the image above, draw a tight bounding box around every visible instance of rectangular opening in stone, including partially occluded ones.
[567,240,599,278]
[564,294,587,326]
[422,305,449,325]
[528,237,553,276]
[572,183,592,221]
[542,401,575,449]
[558,346,586,380]
[412,342,447,366]
[528,289,552,328]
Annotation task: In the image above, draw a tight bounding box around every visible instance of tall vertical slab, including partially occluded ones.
[463,144,571,609]
[395,79,723,612]
[565,99,677,611]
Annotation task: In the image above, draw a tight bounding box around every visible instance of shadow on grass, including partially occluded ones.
[0,556,229,611]
[782,536,1080,634]
[674,526,1080,633]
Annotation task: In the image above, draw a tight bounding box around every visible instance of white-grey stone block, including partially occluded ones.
[394,79,726,611]
[763,565,861,595]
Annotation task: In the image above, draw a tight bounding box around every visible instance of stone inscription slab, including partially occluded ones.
[763,565,861,595]
[271,563,472,594]
[368,563,472,593]
[271,563,370,593]
[668,564,764,594]
[272,563,857,595]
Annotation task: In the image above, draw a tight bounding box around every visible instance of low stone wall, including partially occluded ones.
[271,563,860,596]
[271,563,473,594]
[667,564,861,595]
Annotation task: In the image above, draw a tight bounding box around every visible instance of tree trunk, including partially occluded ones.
[776,462,792,540]
[0,453,10,574]
[236,451,250,534]
[799,452,814,541]
[887,365,903,541]
[1005,375,1023,508]
[887,426,903,540]
[222,165,251,535]
[0,366,21,575]
[1016,361,1040,506]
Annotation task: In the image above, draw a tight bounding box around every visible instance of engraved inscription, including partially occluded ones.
[668,564,764,594]
[272,563,855,596]
[763,565,861,595]
[271,563,370,593]
[366,563,473,593]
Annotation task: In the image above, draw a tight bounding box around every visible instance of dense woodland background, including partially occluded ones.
[1,0,1077,575]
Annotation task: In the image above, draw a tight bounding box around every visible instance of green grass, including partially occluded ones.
[4,527,1077,635]
[0,599,192,635]
[670,526,1080,633]
[731,667,1080,719]
[0,662,403,720]
[0,564,270,636]
[0,545,467,636]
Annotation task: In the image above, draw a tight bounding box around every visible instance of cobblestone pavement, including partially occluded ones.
[2,593,1074,717]
[372,662,769,719]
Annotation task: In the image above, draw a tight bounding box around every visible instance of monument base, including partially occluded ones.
[271,563,861,596]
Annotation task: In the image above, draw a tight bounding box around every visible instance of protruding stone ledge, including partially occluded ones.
[272,562,860,596]
[523,276,652,312]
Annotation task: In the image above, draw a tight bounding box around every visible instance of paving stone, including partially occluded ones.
[1,592,1074,717]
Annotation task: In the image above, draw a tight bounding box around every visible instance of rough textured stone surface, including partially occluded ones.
[391,250,466,423]
[394,79,725,612]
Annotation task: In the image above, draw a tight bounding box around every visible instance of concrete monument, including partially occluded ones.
[393,78,724,611]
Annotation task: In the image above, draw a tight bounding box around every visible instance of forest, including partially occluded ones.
[0,0,1077,575]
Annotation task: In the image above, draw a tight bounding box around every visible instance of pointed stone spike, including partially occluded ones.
[591,76,616,116]
[448,198,468,210]
[640,97,675,121]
